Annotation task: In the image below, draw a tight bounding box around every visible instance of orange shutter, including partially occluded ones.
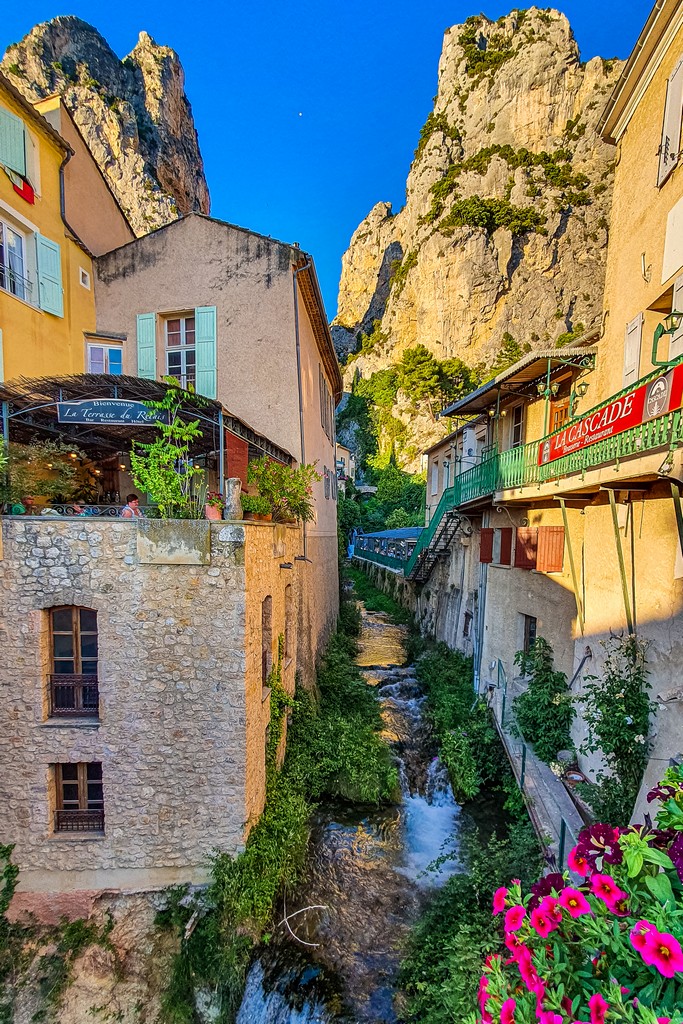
[537,526,565,573]
[480,528,494,563]
[514,527,538,570]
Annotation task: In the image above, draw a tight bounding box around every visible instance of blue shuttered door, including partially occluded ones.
[136,314,157,379]
[35,234,63,317]
[0,107,26,177]
[194,306,217,399]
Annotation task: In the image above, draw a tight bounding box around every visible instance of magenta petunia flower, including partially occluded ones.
[630,919,654,952]
[530,898,561,938]
[538,1013,562,1024]
[567,844,590,876]
[493,886,509,914]
[589,992,609,1024]
[590,873,627,907]
[640,929,683,978]
[504,905,526,933]
[559,887,592,918]
[500,998,516,1024]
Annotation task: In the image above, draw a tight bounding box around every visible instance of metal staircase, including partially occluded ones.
[405,509,462,583]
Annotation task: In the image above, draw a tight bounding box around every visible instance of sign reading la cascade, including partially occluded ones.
[56,399,160,426]
[538,363,683,466]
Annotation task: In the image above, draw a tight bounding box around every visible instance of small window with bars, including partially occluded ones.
[49,607,99,717]
[54,762,104,833]
[165,316,196,388]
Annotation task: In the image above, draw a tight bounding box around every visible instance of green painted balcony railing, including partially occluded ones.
[404,364,683,579]
[354,548,412,571]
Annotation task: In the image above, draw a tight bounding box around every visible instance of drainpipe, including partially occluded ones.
[474,510,489,693]
[292,258,312,562]
[58,150,81,242]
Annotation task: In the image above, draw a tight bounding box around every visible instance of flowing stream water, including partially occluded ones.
[235,604,462,1024]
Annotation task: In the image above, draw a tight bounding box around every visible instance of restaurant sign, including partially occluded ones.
[57,399,163,426]
[538,362,683,466]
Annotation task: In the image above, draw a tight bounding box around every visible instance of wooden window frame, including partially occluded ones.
[511,405,524,448]
[50,607,98,676]
[165,315,196,388]
[0,218,28,302]
[49,607,99,718]
[54,762,104,833]
[87,342,122,375]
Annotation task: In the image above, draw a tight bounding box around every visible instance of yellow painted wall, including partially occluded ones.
[599,18,683,400]
[0,86,95,381]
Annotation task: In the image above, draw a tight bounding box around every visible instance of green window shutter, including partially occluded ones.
[35,234,63,317]
[0,106,26,177]
[136,313,157,379]
[194,306,217,399]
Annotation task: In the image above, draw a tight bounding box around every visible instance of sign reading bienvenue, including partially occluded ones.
[57,399,162,426]
[538,362,683,466]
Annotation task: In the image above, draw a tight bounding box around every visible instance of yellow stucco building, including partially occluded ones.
[0,73,132,381]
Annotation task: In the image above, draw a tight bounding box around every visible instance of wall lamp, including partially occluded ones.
[652,311,683,366]
[537,381,560,399]
[569,380,590,417]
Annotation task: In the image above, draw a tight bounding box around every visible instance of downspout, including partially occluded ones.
[292,258,312,562]
[58,150,81,242]
[474,511,489,693]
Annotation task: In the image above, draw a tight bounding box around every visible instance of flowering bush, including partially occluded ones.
[247,457,321,522]
[469,767,683,1024]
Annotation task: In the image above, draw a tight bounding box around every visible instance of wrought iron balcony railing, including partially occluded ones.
[354,548,412,571]
[0,261,34,304]
[403,361,683,578]
[49,674,99,717]
[54,809,105,832]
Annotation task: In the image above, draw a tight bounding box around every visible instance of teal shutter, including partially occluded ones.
[136,313,157,379]
[0,106,26,177]
[194,306,217,399]
[35,234,63,317]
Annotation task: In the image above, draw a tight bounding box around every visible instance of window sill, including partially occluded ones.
[0,286,40,314]
[48,832,106,841]
[490,562,512,570]
[39,719,100,729]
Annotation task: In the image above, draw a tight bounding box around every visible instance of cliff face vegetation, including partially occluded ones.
[334,8,622,471]
[1,16,210,234]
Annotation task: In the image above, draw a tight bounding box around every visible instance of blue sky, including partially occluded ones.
[2,1,651,319]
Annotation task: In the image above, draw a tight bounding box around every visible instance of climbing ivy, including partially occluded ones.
[512,637,575,763]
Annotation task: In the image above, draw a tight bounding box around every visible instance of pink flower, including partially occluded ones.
[516,952,541,992]
[589,993,608,1024]
[538,1013,562,1024]
[658,1019,671,1024]
[493,886,509,914]
[630,919,654,952]
[590,873,627,907]
[530,898,560,938]
[640,929,683,978]
[559,887,592,918]
[500,999,516,1024]
[568,845,590,876]
[477,974,492,1024]
[505,905,526,932]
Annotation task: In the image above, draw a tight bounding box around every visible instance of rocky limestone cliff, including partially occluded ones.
[1,17,210,234]
[334,8,622,465]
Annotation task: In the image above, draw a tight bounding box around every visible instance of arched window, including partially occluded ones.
[49,607,99,717]
[261,596,273,686]
[284,584,294,662]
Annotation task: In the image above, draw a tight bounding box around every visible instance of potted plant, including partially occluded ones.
[241,494,273,522]
[247,457,321,523]
[205,491,224,521]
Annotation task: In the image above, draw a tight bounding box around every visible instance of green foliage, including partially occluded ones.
[439,196,547,237]
[399,822,542,1024]
[347,319,387,362]
[337,494,362,535]
[458,21,514,78]
[32,916,114,1019]
[384,507,413,529]
[556,321,586,348]
[512,637,574,763]
[247,457,321,522]
[579,634,654,826]
[345,565,411,622]
[487,332,532,377]
[240,494,272,516]
[130,379,205,518]
[414,113,461,162]
[390,249,418,298]
[398,345,442,404]
[1,440,86,506]
[355,367,399,408]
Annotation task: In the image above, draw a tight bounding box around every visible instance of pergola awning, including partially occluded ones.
[441,347,597,417]
[0,374,292,464]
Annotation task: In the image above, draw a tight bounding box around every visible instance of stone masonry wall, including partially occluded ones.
[0,516,299,896]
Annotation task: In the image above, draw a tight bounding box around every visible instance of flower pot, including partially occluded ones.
[254,512,273,522]
[205,503,223,521]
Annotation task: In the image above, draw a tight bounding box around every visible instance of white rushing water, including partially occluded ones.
[399,756,460,884]
[235,962,331,1024]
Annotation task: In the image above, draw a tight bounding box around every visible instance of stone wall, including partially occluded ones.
[0,516,299,898]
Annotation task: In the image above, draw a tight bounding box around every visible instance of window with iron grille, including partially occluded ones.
[522,614,537,655]
[49,607,99,717]
[54,762,104,832]
[0,219,28,302]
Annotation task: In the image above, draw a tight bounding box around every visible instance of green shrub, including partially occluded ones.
[512,637,574,763]
[389,250,418,297]
[414,112,461,161]
[439,196,547,236]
